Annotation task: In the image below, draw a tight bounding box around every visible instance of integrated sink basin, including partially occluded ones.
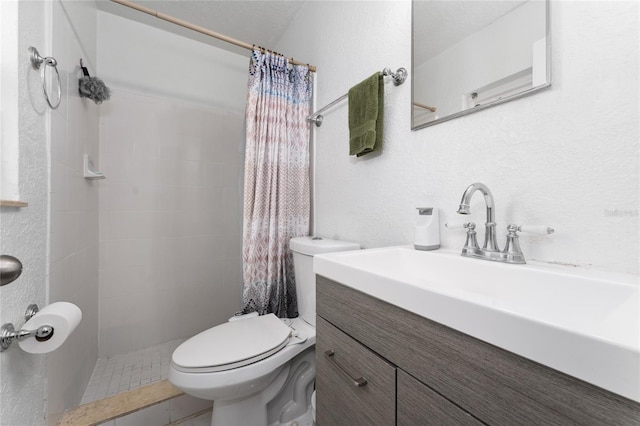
[314,246,640,402]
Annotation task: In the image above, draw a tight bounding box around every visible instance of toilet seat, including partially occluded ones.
[172,314,292,373]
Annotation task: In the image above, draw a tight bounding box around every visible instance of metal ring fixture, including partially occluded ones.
[29,47,61,110]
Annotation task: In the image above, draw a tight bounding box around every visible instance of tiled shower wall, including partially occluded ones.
[98,90,244,356]
[48,1,101,424]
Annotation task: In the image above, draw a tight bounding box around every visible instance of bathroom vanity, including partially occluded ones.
[315,274,640,425]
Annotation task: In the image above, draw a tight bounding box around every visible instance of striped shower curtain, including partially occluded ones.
[242,49,313,317]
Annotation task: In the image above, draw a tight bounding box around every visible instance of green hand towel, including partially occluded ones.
[349,72,384,157]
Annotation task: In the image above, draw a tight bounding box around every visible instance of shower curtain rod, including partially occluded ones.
[109,0,317,72]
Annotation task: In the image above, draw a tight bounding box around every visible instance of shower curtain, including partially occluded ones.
[241,49,313,317]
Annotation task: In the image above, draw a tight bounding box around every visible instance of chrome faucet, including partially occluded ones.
[453,183,554,264]
[457,183,500,253]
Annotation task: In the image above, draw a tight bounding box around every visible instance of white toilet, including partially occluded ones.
[169,236,360,426]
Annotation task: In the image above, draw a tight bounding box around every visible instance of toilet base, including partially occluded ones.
[269,405,314,426]
[209,347,315,426]
[208,403,314,426]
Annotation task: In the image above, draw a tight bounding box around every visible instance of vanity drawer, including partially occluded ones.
[315,316,395,426]
[397,370,483,426]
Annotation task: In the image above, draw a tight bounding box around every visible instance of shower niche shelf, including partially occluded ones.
[83,154,106,180]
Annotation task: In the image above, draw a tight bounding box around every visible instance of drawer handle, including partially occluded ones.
[324,349,368,388]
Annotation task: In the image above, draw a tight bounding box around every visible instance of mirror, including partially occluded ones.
[412,0,550,129]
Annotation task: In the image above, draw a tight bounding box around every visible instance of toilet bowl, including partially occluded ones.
[168,236,359,426]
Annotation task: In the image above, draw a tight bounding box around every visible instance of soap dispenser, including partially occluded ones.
[414,207,440,250]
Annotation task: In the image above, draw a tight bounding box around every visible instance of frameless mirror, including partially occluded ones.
[412,0,551,129]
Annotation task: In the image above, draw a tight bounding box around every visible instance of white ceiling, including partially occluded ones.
[97,0,308,58]
[98,1,529,68]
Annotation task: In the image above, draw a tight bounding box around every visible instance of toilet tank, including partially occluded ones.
[290,237,360,326]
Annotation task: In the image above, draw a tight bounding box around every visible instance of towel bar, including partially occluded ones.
[307,67,407,127]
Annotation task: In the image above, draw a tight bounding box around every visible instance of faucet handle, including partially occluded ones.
[503,224,526,263]
[445,222,480,253]
[502,225,554,264]
[516,225,555,236]
[445,222,474,230]
[462,222,480,253]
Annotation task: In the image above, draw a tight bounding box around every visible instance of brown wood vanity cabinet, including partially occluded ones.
[315,275,640,426]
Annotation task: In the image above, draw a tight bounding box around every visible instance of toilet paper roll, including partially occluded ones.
[18,302,82,354]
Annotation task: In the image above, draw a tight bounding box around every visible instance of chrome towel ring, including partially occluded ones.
[29,46,61,110]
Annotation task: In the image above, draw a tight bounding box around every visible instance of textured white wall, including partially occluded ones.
[97,13,246,356]
[47,1,101,424]
[276,0,639,274]
[0,2,49,425]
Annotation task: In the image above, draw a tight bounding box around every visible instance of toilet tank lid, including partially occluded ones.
[290,236,360,256]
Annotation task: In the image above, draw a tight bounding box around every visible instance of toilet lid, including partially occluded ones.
[171,314,292,373]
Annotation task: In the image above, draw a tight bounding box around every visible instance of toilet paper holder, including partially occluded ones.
[1,304,54,352]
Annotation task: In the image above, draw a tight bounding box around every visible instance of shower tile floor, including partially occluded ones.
[80,339,314,426]
[81,339,185,404]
